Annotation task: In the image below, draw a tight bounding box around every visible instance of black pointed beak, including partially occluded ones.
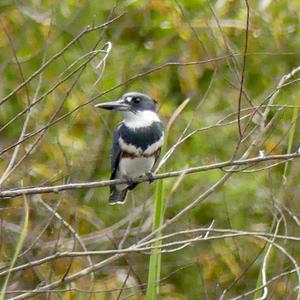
[95,99,130,111]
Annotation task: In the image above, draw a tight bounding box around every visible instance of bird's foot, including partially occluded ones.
[145,171,155,183]
[124,175,134,185]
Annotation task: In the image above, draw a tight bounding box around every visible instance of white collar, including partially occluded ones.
[122,110,160,129]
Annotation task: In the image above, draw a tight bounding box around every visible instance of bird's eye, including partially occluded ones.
[132,97,141,103]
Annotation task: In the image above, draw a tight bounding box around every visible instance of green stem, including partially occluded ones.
[146,177,165,299]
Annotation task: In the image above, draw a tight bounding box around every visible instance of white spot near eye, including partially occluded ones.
[125,96,132,102]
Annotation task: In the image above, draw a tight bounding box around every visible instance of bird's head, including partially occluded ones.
[95,92,161,128]
[95,92,158,114]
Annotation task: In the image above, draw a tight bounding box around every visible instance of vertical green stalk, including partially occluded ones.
[146,98,190,299]
[282,106,298,182]
[0,196,29,300]
[146,178,165,300]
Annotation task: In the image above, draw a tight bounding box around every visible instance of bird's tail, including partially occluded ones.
[109,188,128,205]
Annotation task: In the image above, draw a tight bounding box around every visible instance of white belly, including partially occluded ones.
[119,156,155,178]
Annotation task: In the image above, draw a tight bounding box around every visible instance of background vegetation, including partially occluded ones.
[1,0,300,299]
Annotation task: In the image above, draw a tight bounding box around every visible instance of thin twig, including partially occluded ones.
[237,0,250,138]
[0,14,125,106]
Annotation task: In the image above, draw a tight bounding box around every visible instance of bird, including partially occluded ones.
[95,92,164,204]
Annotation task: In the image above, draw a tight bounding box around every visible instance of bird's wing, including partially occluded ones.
[110,124,122,180]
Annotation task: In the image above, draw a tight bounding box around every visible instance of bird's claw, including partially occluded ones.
[124,176,134,185]
[145,171,155,183]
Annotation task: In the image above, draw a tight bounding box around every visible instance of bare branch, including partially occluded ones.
[0,152,299,199]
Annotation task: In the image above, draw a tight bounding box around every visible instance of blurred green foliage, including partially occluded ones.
[1,0,300,299]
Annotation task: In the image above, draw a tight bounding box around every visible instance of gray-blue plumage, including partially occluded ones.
[120,122,163,151]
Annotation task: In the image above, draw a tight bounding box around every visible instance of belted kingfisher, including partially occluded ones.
[95,92,164,204]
